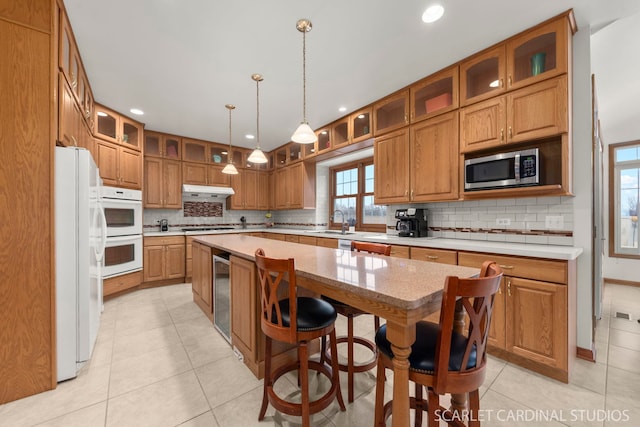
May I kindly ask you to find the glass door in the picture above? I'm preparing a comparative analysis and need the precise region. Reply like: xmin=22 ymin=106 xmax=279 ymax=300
xmin=213 ymin=254 xmax=231 ymax=343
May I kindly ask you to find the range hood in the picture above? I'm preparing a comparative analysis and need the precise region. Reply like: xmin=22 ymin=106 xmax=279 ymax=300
xmin=182 ymin=184 xmax=235 ymax=198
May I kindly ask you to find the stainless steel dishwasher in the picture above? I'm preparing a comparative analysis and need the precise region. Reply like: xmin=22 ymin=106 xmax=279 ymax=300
xmin=213 ymin=253 xmax=231 ymax=343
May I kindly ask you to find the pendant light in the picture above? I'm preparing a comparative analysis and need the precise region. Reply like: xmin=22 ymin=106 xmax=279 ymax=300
xmin=291 ymin=19 xmax=317 ymax=144
xmin=247 ymin=74 xmax=268 ymax=164
xmin=221 ymin=104 xmax=239 ymax=175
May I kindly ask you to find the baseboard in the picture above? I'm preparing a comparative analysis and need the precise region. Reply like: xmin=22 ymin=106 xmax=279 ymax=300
xmin=603 ymin=277 xmax=640 ymax=288
xmin=576 ymin=345 xmax=596 ymax=363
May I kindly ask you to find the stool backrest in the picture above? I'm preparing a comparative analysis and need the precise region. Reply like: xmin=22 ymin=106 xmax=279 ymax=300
xmin=254 ymin=248 xmax=298 ymax=343
xmin=434 ymin=260 xmax=503 ymax=393
xmin=351 ymin=241 xmax=392 ymax=256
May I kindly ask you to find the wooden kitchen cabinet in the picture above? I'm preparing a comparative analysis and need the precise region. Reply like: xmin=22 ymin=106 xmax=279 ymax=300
xmin=144 ymin=131 xmax=181 ymax=159
xmin=373 ymin=89 xmax=409 ymax=136
xmin=182 ymin=162 xmax=231 ymax=187
xmin=460 ymin=75 xmax=567 ymax=153
xmin=410 ymin=66 xmax=458 ymax=122
xmin=457 ymin=251 xmax=572 ymax=382
xmin=316 ymin=126 xmax=332 ymax=154
xmin=96 ymin=139 xmax=142 ymax=189
xmin=351 ymin=107 xmax=373 ymax=143
xmin=274 ymin=162 xmax=315 ymax=210
xmin=410 ymin=247 xmax=457 ymax=265
xmin=460 ymin=45 xmax=506 ymax=106
xmin=230 ymin=255 xmax=258 ymax=363
xmin=409 ymin=111 xmax=459 ymax=202
xmin=143 ymin=236 xmax=185 ymax=283
xmin=192 ymin=241 xmax=213 ymax=320
xmin=58 ymin=73 xmax=82 ymax=148
xmin=316 ymin=237 xmax=338 ymax=249
xmin=94 ymin=104 xmax=143 ymax=151
xmin=228 ymin=169 xmax=258 ymax=210
xmin=374 ymin=128 xmax=410 ymax=204
xmin=389 ymin=245 xmax=410 ymax=259
xmin=144 ymin=157 xmax=181 ymax=209
xmin=374 ymin=111 xmax=459 ymax=204
xmin=332 ymin=116 xmax=350 ymax=148
xmin=506 ymin=13 xmax=574 ymax=91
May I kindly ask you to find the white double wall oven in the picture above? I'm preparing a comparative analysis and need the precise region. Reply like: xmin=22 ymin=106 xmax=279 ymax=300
xmin=100 ymin=186 xmax=143 ymax=278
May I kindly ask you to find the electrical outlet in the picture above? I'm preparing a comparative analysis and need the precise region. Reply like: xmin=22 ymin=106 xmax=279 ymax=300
xmin=545 ymin=215 xmax=564 ymax=229
xmin=496 ymin=218 xmax=511 ymax=226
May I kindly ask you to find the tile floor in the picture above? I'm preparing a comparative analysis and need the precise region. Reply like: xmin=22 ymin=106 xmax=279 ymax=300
xmin=1 ymin=282 xmax=639 ymax=426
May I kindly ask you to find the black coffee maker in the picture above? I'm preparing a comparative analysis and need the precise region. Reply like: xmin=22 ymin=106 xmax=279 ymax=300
xmin=395 ymin=208 xmax=428 ymax=237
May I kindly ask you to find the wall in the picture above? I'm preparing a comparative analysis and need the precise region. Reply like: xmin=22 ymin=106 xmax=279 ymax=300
xmin=592 ymin=13 xmax=640 ymax=283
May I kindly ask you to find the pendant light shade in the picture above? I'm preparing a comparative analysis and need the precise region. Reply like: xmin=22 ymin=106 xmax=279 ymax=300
xmin=248 ymin=74 xmax=268 ymax=164
xmin=222 ymin=104 xmax=239 ymax=175
xmin=291 ymin=19 xmax=317 ymax=144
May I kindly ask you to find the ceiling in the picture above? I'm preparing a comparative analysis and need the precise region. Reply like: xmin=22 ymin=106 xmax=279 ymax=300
xmin=64 ymin=0 xmax=640 ymax=152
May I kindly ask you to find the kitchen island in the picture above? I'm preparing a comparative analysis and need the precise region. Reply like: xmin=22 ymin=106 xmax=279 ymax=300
xmin=192 ymin=234 xmax=479 ymax=427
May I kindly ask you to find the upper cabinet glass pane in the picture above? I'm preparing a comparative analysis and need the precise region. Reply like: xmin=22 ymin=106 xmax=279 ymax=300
xmin=333 ymin=120 xmax=349 ymax=146
xmin=412 ymin=72 xmax=456 ymax=121
xmin=465 ymin=57 xmax=500 ymax=100
xmin=317 ymin=128 xmax=331 ymax=152
xmin=289 ymin=144 xmax=302 ymax=162
xmin=210 ymin=145 xmax=228 ymax=164
xmin=165 ymin=137 xmax=181 ymax=159
xmin=183 ymin=140 xmax=207 ymax=162
xmin=96 ymin=110 xmax=117 ymax=139
xmin=144 ymin=134 xmax=161 ymax=156
xmin=374 ymin=90 xmax=409 ymax=135
xmin=351 ymin=110 xmax=371 ymax=142
xmin=122 ymin=122 xmax=140 ymax=148
xmin=512 ymin=32 xmax=556 ymax=84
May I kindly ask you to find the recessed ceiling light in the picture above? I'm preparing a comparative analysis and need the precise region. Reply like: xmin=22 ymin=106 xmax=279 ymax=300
xmin=245 ymin=134 xmax=255 ymax=139
xmin=422 ymin=5 xmax=444 ymax=23
xmin=338 ymin=106 xmax=347 ymax=112
xmin=130 ymin=108 xmax=144 ymax=115
xmin=97 ymin=111 xmax=108 ymax=117
xmin=489 ymin=79 xmax=500 ymax=88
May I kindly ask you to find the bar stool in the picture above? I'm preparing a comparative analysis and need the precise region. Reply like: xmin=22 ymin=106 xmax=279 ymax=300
xmin=254 ymin=248 xmax=345 ymax=427
xmin=374 ymin=260 xmax=503 ymax=427
xmin=320 ymin=241 xmax=392 ymax=403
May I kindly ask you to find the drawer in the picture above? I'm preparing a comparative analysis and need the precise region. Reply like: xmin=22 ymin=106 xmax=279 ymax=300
xmin=316 ymin=237 xmax=338 ymax=248
xmin=285 ymin=235 xmax=300 ymax=243
xmin=144 ymin=236 xmax=185 ymax=246
xmin=458 ymin=251 xmax=567 ymax=284
xmin=265 ymin=233 xmax=286 ymax=241
xmin=390 ymin=245 xmax=410 ymax=259
xmin=411 ymin=247 xmax=457 ymax=265
xmin=298 ymin=235 xmax=317 ymax=246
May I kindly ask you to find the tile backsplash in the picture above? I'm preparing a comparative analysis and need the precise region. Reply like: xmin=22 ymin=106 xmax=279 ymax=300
xmin=144 ymin=168 xmax=574 ymax=246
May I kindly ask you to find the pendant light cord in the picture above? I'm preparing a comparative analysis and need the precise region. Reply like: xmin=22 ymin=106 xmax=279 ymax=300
xmin=302 ymin=28 xmax=307 ymax=123
xmin=228 ymin=107 xmax=233 ymax=164
xmin=256 ymin=78 xmax=261 ymax=149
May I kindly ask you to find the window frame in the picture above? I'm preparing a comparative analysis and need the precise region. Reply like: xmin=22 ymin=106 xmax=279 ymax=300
xmin=329 ymin=158 xmax=386 ymax=233
xmin=608 ymin=140 xmax=640 ymax=259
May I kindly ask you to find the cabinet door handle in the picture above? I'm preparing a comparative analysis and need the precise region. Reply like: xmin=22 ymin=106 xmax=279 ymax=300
xmin=71 ymin=135 xmax=78 ymax=147
xmin=426 ymin=255 xmax=438 ymax=260
xmin=404 ymin=114 xmax=408 ymax=123
xmin=497 ymin=284 xmax=502 ymax=295
xmin=499 ymin=264 xmax=514 ymax=270
xmin=410 ymin=112 xmax=414 ymax=120
xmin=508 ymin=75 xmax=512 ymax=87
xmin=500 ymin=78 xmax=504 ymax=88
xmin=410 ymin=189 xmax=414 ymax=199
xmin=500 ymin=129 xmax=504 ymax=141
xmin=404 ymin=189 xmax=408 ymax=197
xmin=507 ymin=279 xmax=512 ymax=296
xmin=508 ymin=127 xmax=513 ymax=138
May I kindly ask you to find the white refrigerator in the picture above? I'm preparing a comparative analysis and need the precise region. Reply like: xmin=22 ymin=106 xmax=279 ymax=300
xmin=55 ymin=147 xmax=106 ymax=381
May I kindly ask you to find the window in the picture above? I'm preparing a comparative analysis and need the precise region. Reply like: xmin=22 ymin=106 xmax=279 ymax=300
xmin=609 ymin=141 xmax=640 ymax=258
xmin=330 ymin=160 xmax=387 ymax=232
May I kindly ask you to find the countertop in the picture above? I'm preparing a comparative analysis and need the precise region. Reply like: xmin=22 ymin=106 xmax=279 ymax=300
xmin=144 ymin=228 xmax=583 ymax=261
xmin=193 ymin=234 xmax=479 ymax=311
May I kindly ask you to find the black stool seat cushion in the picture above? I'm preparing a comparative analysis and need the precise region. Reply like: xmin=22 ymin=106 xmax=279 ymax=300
xmin=375 ymin=321 xmax=477 ymax=373
xmin=275 ymin=297 xmax=337 ymax=331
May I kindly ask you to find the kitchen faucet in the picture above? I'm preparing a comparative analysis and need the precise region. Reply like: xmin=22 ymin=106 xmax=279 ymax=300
xmin=333 ymin=209 xmax=347 ymax=234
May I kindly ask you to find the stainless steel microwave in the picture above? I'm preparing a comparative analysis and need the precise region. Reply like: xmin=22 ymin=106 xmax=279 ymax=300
xmin=464 ymin=148 xmax=540 ymax=191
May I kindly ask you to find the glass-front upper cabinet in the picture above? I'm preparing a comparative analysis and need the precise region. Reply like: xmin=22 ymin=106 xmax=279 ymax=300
xmin=460 ymin=46 xmax=506 ymax=106
xmin=316 ymin=127 xmax=331 ymax=154
xmin=351 ymin=107 xmax=372 ymax=143
xmin=210 ymin=144 xmax=228 ymax=165
xmin=288 ymin=143 xmax=302 ymax=163
xmin=275 ymin=146 xmax=287 ymax=167
xmin=302 ymin=141 xmax=317 ymax=159
xmin=410 ymin=66 xmax=458 ymax=122
xmin=145 ymin=132 xmax=181 ymax=159
xmin=95 ymin=107 xmax=118 ymax=141
xmin=95 ymin=104 xmax=142 ymax=150
xmin=182 ymin=138 xmax=208 ymax=163
xmin=332 ymin=117 xmax=350 ymax=148
xmin=506 ymin=13 xmax=574 ymax=90
xmin=373 ymin=89 xmax=409 ymax=136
